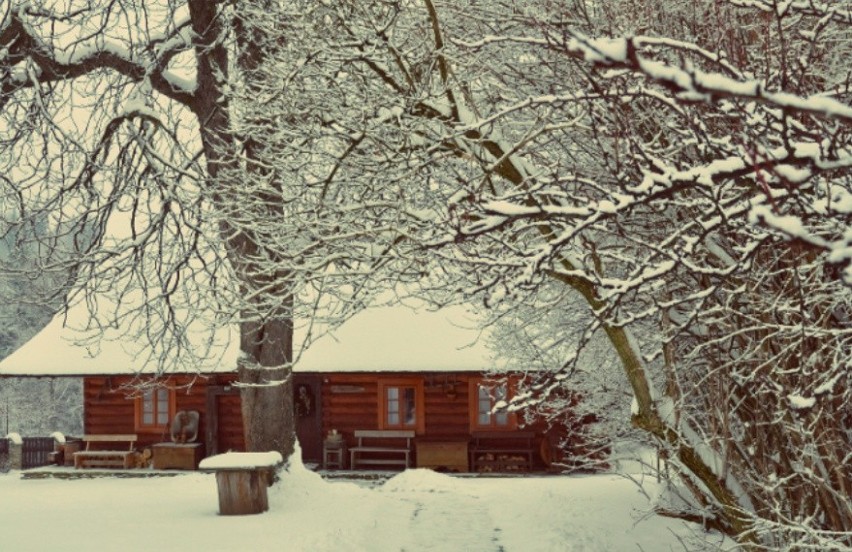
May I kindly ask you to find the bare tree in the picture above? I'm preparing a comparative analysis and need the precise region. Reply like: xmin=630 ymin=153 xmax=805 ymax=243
xmin=0 ymin=0 xmax=384 ymax=458
xmin=485 ymin=287 xmax=631 ymax=472
xmin=242 ymin=0 xmax=851 ymax=547
xmin=3 ymin=1 xmax=850 ymax=546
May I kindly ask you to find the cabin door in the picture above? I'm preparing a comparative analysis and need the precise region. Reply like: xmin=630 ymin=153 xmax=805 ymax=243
xmin=294 ymin=374 xmax=323 ymax=464
xmin=205 ymin=384 xmax=244 ymax=456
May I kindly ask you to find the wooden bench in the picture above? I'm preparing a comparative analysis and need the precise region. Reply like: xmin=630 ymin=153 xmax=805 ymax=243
xmin=73 ymin=434 xmax=138 ymax=469
xmin=469 ymin=431 xmax=535 ymax=472
xmin=349 ymin=430 xmax=414 ymax=470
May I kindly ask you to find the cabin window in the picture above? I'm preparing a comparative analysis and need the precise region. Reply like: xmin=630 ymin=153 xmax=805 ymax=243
xmin=378 ymin=379 xmax=425 ymax=433
xmin=470 ymin=379 xmax=517 ymax=430
xmin=134 ymin=386 xmax=176 ymax=432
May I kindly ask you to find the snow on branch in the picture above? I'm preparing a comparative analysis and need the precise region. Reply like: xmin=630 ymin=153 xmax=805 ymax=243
xmin=565 ymin=32 xmax=852 ymax=124
xmin=728 ymin=0 xmax=852 ymax=23
xmin=0 ymin=8 xmax=196 ymax=105
xmin=457 ymin=30 xmax=852 ymax=124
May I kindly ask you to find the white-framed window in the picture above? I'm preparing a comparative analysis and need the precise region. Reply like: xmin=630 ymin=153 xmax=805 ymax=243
xmin=135 ymin=385 xmax=175 ymax=432
xmin=470 ymin=379 xmax=516 ymax=430
xmin=378 ymin=379 xmax=425 ymax=433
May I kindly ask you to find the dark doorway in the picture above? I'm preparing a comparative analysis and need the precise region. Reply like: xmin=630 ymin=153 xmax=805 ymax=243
xmin=294 ymin=374 xmax=323 ymax=464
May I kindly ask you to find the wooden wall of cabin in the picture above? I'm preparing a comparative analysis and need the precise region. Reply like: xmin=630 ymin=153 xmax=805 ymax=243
xmin=83 ymin=374 xmax=243 ymax=452
xmin=317 ymin=372 xmax=576 ymax=470
xmin=319 ymin=374 xmax=379 ymax=440
xmin=320 ymin=373 xmax=478 ymax=440
xmin=83 ymin=372 xmax=584 ymax=469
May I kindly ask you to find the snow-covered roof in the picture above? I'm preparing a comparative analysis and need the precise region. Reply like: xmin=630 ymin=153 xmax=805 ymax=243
xmin=0 ymin=304 xmax=493 ymax=376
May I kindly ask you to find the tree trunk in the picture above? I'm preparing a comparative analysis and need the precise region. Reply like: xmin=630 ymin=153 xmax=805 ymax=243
xmin=238 ymin=316 xmax=294 ymax=459
xmin=547 ymin=258 xmax=756 ymax=544
xmin=188 ymin=0 xmax=296 ymax=459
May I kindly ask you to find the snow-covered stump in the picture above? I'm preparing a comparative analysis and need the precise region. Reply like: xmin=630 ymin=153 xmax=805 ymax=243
xmin=50 ymin=432 xmax=66 ymax=465
xmin=199 ymin=452 xmax=282 ymax=515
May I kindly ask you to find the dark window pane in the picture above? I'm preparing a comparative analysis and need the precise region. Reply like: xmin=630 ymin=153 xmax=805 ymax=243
xmin=387 ymin=387 xmax=399 ymax=425
xmin=142 ymin=390 xmax=154 ymax=425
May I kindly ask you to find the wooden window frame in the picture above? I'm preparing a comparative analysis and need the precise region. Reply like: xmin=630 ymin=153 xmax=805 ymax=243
xmin=377 ymin=378 xmax=425 ymax=434
xmin=134 ymin=383 xmax=177 ymax=434
xmin=469 ymin=377 xmax=518 ymax=431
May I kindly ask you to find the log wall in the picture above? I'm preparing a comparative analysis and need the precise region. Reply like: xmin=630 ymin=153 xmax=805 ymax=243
xmin=83 ymin=371 xmax=577 ymax=470
xmin=83 ymin=375 xmax=241 ymax=449
xmin=319 ymin=373 xmax=551 ymax=446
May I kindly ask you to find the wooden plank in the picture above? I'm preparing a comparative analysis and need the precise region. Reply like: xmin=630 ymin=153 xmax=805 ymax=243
xmin=350 ymin=446 xmax=409 ymax=453
xmin=322 ymin=374 xmax=383 ymax=384
xmin=473 ymin=430 xmax=535 ymax=440
xmin=352 ymin=458 xmax=408 ymax=465
xmin=354 ymin=430 xmax=414 ymax=439
xmin=74 ymin=451 xmax=134 ymax=457
xmin=74 ymin=450 xmax=135 ymax=469
xmin=81 ymin=434 xmax=138 ymax=442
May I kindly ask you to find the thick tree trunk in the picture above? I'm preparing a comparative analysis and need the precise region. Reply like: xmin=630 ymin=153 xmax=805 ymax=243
xmin=238 ymin=317 xmax=295 ymax=459
xmin=188 ymin=0 xmax=296 ymax=459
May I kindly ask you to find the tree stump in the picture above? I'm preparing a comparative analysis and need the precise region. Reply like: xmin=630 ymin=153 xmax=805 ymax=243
xmin=199 ymin=451 xmax=282 ymax=516
xmin=215 ymin=469 xmax=270 ymax=515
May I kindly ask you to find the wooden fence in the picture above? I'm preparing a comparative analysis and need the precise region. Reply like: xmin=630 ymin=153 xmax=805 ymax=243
xmin=21 ymin=437 xmax=56 ymax=469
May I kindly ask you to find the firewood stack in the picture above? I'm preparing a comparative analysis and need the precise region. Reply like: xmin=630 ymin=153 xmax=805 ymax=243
xmin=133 ymin=448 xmax=153 ymax=468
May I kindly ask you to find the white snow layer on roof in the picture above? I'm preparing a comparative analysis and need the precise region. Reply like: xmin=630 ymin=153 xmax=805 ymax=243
xmin=0 ymin=304 xmax=493 ymax=376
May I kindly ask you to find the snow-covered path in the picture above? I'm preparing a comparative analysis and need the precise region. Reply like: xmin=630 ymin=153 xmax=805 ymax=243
xmin=376 ymin=473 xmax=503 ymax=552
xmin=0 ymin=467 xmax=719 ymax=552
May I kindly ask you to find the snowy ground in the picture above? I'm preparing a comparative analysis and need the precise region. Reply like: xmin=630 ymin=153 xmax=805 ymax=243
xmin=0 ymin=462 xmax=727 ymax=552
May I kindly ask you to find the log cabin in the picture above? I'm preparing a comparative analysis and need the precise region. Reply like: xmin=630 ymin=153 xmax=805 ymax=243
xmin=0 ymin=305 xmax=586 ymax=472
